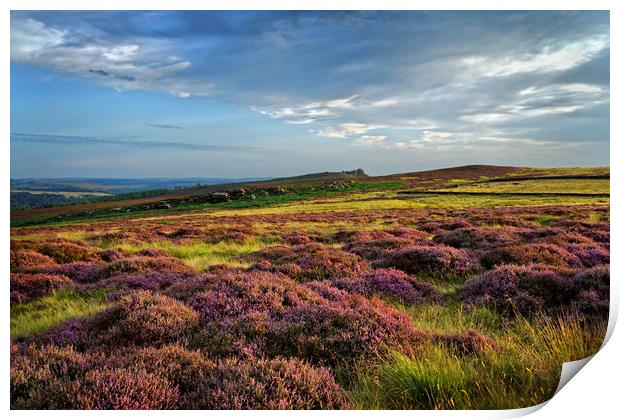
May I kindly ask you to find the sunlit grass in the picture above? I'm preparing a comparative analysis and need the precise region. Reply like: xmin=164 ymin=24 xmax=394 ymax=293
xmin=350 ymin=309 xmax=607 ymax=409
xmin=109 ymin=238 xmax=277 ymax=271
xmin=10 ymin=289 xmax=108 ymax=338
xmin=437 ymin=179 xmax=609 ymax=194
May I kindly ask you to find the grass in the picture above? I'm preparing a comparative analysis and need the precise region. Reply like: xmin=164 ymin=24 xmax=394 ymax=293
xmin=349 ymin=308 xmax=606 ymax=409
xmin=10 ymin=289 xmax=108 ymax=339
xmin=108 ymin=238 xmax=276 ymax=271
xmin=437 ymin=179 xmax=610 ymax=194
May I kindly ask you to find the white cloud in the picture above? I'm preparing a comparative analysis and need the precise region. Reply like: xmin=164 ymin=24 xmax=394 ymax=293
xmin=463 ymin=36 xmax=608 ymax=77
xmin=353 ymin=135 xmax=388 ymax=146
xmin=10 ymin=17 xmax=208 ymax=98
xmin=316 ymin=122 xmax=386 ymax=139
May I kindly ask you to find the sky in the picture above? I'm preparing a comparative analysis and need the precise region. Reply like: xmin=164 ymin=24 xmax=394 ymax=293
xmin=10 ymin=10 xmax=610 ymax=178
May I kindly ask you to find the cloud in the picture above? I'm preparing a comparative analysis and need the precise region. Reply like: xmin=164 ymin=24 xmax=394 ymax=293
xmin=353 ymin=135 xmax=388 ymax=146
xmin=10 ymin=11 xmax=610 ymax=165
xmin=10 ymin=16 xmax=208 ymax=98
xmin=146 ymin=123 xmax=184 ymax=129
xmin=315 ymin=122 xmax=386 ymax=139
xmin=464 ymin=36 xmax=609 ymax=77
xmin=11 ymin=133 xmax=253 ymax=152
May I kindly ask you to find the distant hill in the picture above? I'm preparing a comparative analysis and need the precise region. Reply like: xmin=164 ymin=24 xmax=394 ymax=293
xmin=270 ymin=169 xmax=368 ymax=182
xmin=11 ymin=177 xmax=271 ymax=195
xmin=11 ymin=165 xmax=608 ymax=222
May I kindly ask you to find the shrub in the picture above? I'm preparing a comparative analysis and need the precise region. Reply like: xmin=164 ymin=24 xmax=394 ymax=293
xmin=98 ymin=272 xmax=188 ymax=298
xmin=187 ymin=270 xmax=325 ymax=323
xmin=46 ymin=291 xmax=199 ymax=349
xmin=481 ymin=244 xmax=582 ymax=269
xmin=88 ymin=291 xmax=200 ymax=347
xmin=460 ymin=265 xmax=574 ymax=316
xmin=94 ymin=256 xmax=196 ymax=281
xmin=264 ymin=295 xmax=427 ymax=367
xmin=189 ymin=357 xmax=350 ymax=409
xmin=11 ymin=345 xmax=91 ymax=409
xmin=564 ymin=244 xmax=609 ymax=268
xmin=98 ymin=248 xmax=129 ymax=262
xmin=75 ymin=368 xmax=179 ymax=409
xmin=374 ymin=245 xmax=477 ymax=277
xmin=330 ymin=269 xmax=442 ymax=305
xmin=433 ymin=227 xmax=519 ymax=250
xmin=573 ymin=265 xmax=610 ymax=316
xmin=37 ymin=241 xmax=98 ymax=264
xmin=10 ymin=273 xmax=72 ymax=303
xmin=43 ymin=262 xmax=103 ymax=284
xmin=11 ymin=250 xmax=57 ymax=271
xmin=250 ymin=243 xmax=371 ymax=282
xmin=433 ymin=331 xmax=500 ymax=356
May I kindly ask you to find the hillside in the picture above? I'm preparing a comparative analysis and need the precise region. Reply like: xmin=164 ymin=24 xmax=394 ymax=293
xmin=10 ymin=165 xmax=609 ymax=225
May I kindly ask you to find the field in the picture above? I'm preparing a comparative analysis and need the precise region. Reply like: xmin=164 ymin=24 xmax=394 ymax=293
xmin=10 ymin=165 xmax=610 ymax=409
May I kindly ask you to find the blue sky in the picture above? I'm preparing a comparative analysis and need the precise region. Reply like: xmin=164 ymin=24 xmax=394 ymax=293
xmin=10 ymin=11 xmax=610 ymax=178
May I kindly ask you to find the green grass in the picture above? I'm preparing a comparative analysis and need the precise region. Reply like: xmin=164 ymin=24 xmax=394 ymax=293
xmin=11 ymin=181 xmax=404 ymax=228
xmin=437 ymin=178 xmax=609 ymax=194
xmin=349 ymin=305 xmax=607 ymax=409
xmin=10 ymin=289 xmax=108 ymax=339
xmin=108 ymin=238 xmax=276 ymax=271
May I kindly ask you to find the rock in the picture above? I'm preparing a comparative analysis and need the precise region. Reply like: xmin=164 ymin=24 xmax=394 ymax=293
xmin=209 ymin=192 xmax=231 ymax=203
xmin=152 ymin=201 xmax=172 ymax=209
xmin=230 ymin=189 xmax=246 ymax=199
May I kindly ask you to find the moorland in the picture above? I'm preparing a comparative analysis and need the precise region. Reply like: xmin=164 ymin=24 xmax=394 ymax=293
xmin=10 ymin=164 xmax=610 ymax=409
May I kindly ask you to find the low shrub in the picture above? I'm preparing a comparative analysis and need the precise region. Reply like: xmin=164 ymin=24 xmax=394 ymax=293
xmin=11 ymin=250 xmax=57 ymax=271
xmin=330 ymin=269 xmax=442 ymax=305
xmin=572 ymin=265 xmax=609 ymax=316
xmin=374 ymin=245 xmax=477 ymax=277
xmin=11 ymin=273 xmax=72 ymax=303
xmin=37 ymin=241 xmax=98 ymax=264
xmin=75 ymin=368 xmax=180 ymax=409
xmin=263 ymin=295 xmax=427 ymax=367
xmin=189 ymin=357 xmax=350 ymax=409
xmin=481 ymin=244 xmax=582 ymax=269
xmin=460 ymin=265 xmax=574 ymax=316
xmin=433 ymin=331 xmax=500 ymax=356
xmin=250 ymin=243 xmax=371 ymax=282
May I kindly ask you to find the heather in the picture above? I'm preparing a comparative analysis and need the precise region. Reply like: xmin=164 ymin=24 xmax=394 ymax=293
xmin=10 ymin=176 xmax=610 ymax=410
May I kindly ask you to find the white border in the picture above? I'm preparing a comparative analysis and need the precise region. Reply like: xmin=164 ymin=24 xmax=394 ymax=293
xmin=2 ymin=1 xmax=617 ymax=419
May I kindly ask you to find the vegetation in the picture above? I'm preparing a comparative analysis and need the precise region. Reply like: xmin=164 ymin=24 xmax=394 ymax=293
xmin=10 ymin=166 xmax=609 ymax=409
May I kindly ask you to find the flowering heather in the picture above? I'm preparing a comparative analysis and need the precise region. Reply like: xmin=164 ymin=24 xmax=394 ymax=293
xmin=46 ymin=291 xmax=199 ymax=349
xmin=98 ymin=272 xmax=189 ymax=299
xmin=304 ymin=280 xmax=352 ymax=302
xmin=75 ymin=368 xmax=180 ymax=409
xmin=434 ymin=331 xmax=500 ymax=356
xmin=139 ymin=248 xmax=171 ymax=257
xmin=572 ymin=265 xmax=610 ymax=316
xmin=374 ymin=245 xmax=477 ymax=277
xmin=433 ymin=227 xmax=520 ymax=250
xmin=481 ymin=243 xmax=583 ymax=269
xmin=98 ymin=248 xmax=130 ymax=262
xmin=564 ymin=243 xmax=609 ymax=268
xmin=11 ymin=345 xmax=92 ymax=409
xmin=37 ymin=241 xmax=99 ymax=264
xmin=94 ymin=256 xmax=196 ymax=281
xmin=10 ymin=273 xmax=72 ymax=303
xmin=263 ymin=295 xmax=427 ymax=367
xmin=42 ymin=262 xmax=104 ymax=284
xmin=115 ymin=345 xmax=214 ymax=397
xmin=10 ymin=250 xmax=57 ymax=272
xmin=330 ymin=269 xmax=442 ymax=305
xmin=460 ymin=265 xmax=575 ymax=316
xmin=250 ymin=243 xmax=371 ymax=282
xmin=188 ymin=357 xmax=350 ymax=409
xmin=187 ymin=270 xmax=325 ymax=323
